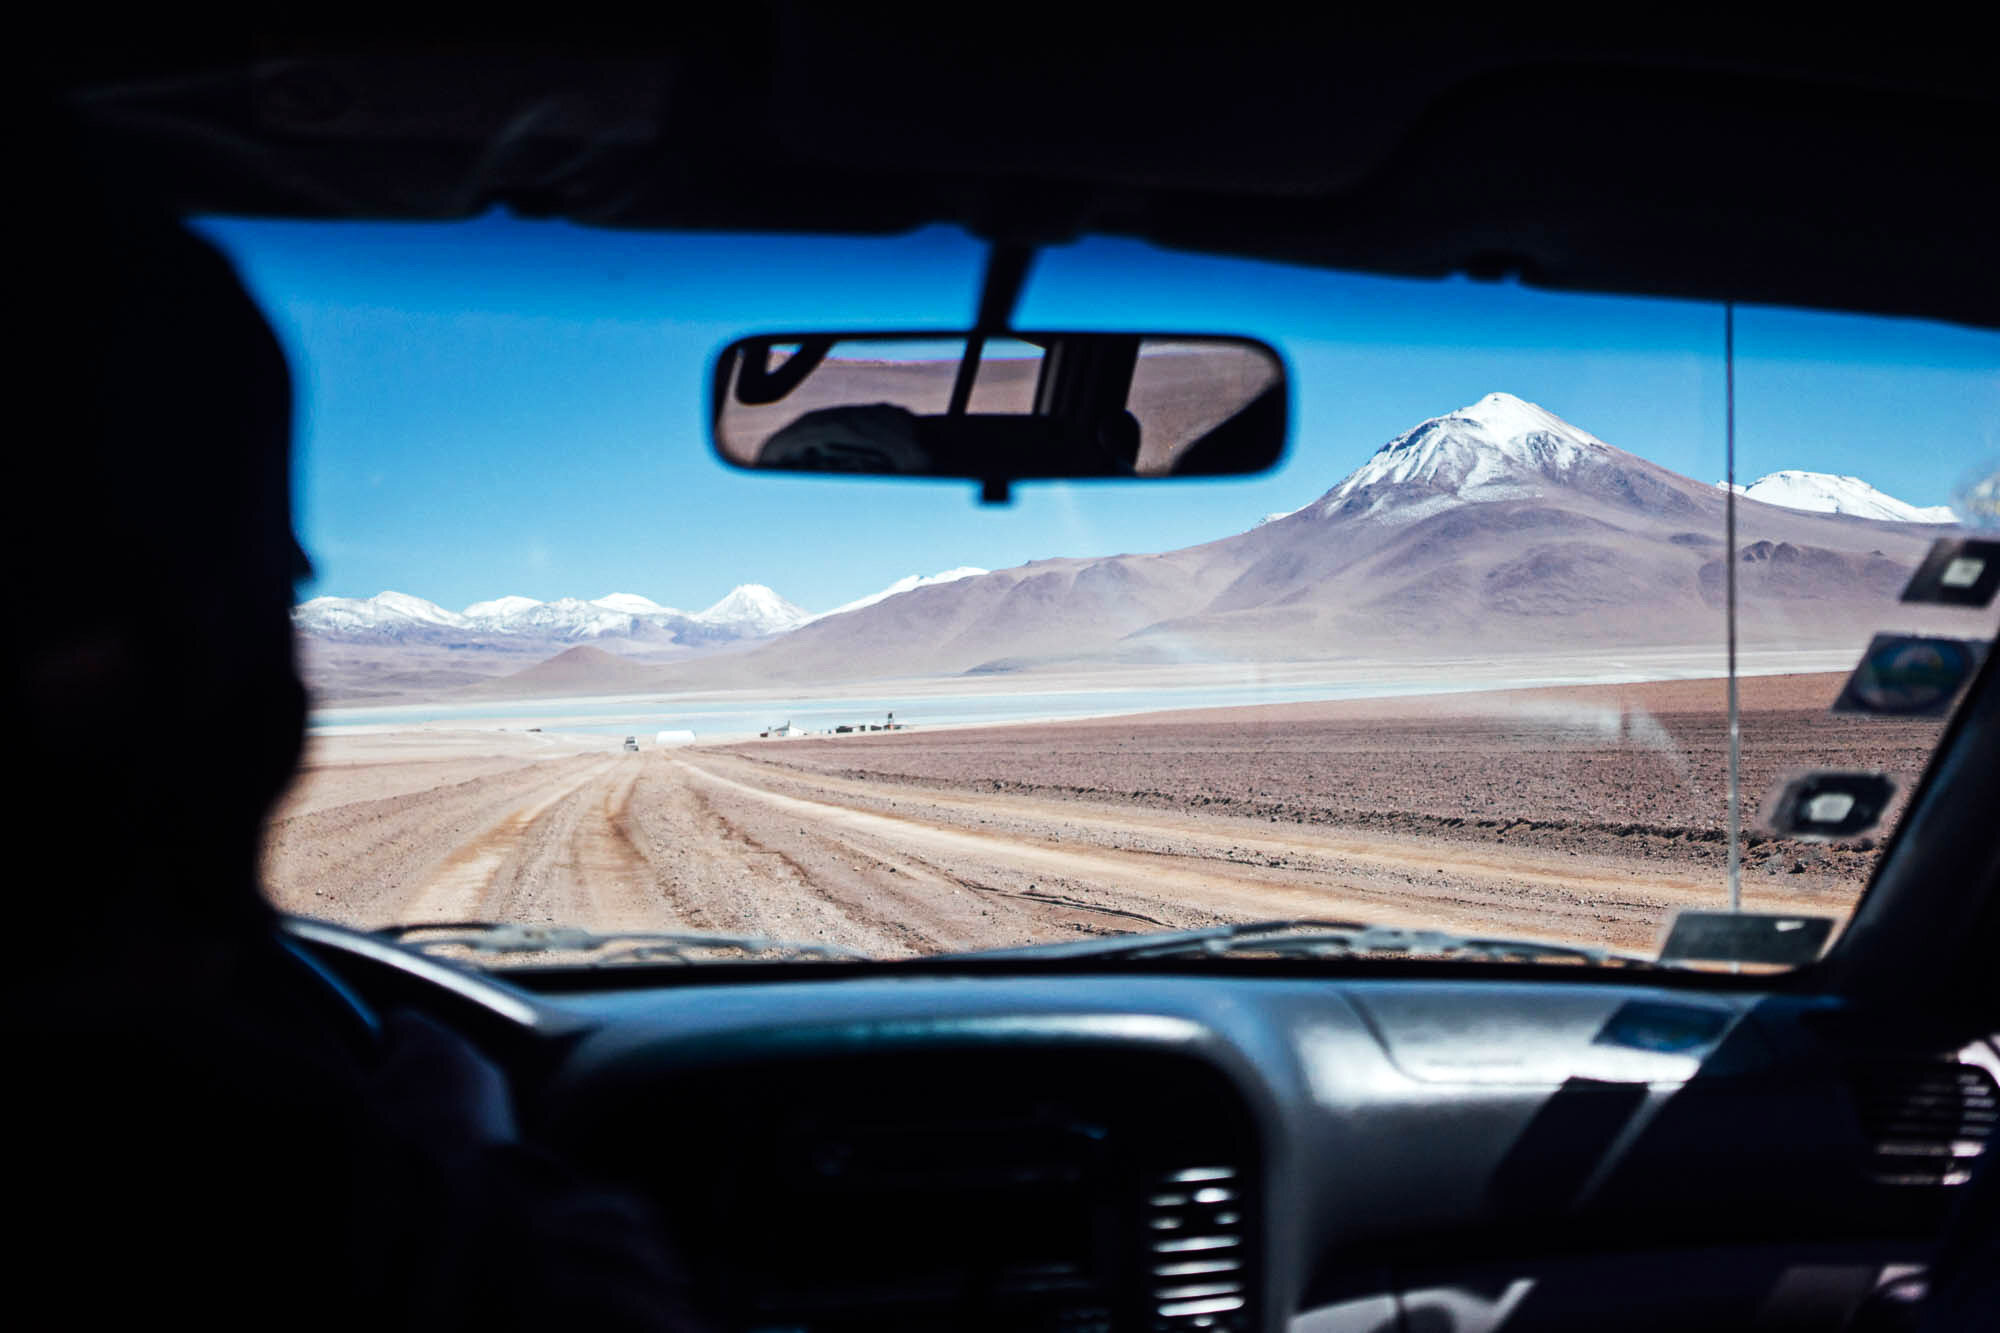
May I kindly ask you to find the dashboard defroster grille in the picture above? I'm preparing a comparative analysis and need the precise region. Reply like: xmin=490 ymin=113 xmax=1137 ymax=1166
xmin=1146 ymin=1164 xmax=1250 ymax=1330
xmin=1854 ymin=1061 xmax=1999 ymax=1187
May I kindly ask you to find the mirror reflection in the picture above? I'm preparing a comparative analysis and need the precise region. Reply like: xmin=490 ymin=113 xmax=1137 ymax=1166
xmin=711 ymin=332 xmax=1286 ymax=481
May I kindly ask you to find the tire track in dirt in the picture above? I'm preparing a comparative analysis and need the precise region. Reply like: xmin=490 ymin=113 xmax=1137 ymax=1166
xmin=262 ymin=753 xmax=616 ymax=926
xmin=396 ymin=758 xmax=621 ymax=925
xmin=677 ymin=756 xmax=1421 ymax=939
xmin=651 ymin=760 xmax=1170 ymax=954
xmin=678 ymin=750 xmax=1849 ymax=953
xmin=475 ymin=759 xmax=673 ymax=930
xmin=608 ymin=759 xmax=934 ymax=952
xmin=961 ymin=882 xmax=1175 ymax=928
xmin=270 ymin=732 xmax=1855 ymax=961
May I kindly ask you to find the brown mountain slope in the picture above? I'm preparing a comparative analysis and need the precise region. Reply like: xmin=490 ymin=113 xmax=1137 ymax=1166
xmin=479 ymin=394 xmax=1972 ymax=694
xmin=460 ymin=645 xmax=663 ymax=696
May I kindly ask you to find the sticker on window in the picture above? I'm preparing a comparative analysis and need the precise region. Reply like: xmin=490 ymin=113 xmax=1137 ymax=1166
xmin=1760 ymin=771 xmax=1896 ymax=840
xmin=1831 ymin=634 xmax=1986 ymax=718
xmin=1657 ymin=911 xmax=1837 ymax=967
xmin=1899 ymin=537 xmax=2000 ymax=608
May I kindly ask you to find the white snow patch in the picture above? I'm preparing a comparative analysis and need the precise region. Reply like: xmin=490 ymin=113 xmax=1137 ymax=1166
xmin=1327 ymin=392 xmax=1610 ymax=505
xmin=809 ymin=567 xmax=990 ymax=622
xmin=496 ymin=597 xmax=636 ymax=638
xmin=302 ymin=583 xmax=813 ymax=643
xmin=368 ymin=591 xmax=469 ymax=627
xmin=1717 ymin=471 xmax=1957 ymax=524
xmin=1362 ymin=493 xmax=1460 ymax=526
xmin=462 ymin=595 xmax=543 ymax=620
xmin=591 ymin=592 xmax=679 ymax=616
xmin=295 ymin=591 xmax=467 ymax=632
xmin=697 ymin=583 xmax=812 ymax=634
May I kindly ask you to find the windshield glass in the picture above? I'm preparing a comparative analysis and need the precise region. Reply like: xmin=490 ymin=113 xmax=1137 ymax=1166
xmin=202 ymin=214 xmax=2000 ymax=970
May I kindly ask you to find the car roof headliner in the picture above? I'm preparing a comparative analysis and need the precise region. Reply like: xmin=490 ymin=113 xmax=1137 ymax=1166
xmin=50 ymin=15 xmax=2000 ymax=329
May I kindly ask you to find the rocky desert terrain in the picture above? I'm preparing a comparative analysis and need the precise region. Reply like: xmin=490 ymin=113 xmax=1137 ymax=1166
xmin=262 ymin=672 xmax=1944 ymax=962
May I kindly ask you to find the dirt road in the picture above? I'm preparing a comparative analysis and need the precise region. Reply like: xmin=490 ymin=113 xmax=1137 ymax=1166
xmin=263 ymin=701 xmax=1885 ymax=958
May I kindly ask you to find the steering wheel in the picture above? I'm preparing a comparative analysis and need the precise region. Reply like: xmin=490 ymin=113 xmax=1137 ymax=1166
xmin=274 ymin=931 xmax=386 ymax=1063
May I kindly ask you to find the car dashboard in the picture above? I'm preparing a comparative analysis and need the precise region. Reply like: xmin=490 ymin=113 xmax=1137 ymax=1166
xmin=297 ymin=925 xmax=1998 ymax=1333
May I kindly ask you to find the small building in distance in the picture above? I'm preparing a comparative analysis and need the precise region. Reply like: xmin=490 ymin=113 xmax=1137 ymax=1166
xmin=655 ymin=729 xmax=697 ymax=746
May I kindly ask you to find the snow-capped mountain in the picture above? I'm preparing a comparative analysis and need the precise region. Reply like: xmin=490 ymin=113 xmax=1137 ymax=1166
xmin=295 ymin=591 xmax=469 ymax=634
xmin=301 ymin=392 xmax=1974 ymax=701
xmin=369 ymin=591 xmax=467 ymax=626
xmin=810 ymin=567 xmax=989 ymax=622
xmin=711 ymin=392 xmax=1952 ymax=683
xmin=1717 ymin=470 xmax=1957 ymax=524
xmin=694 ymin=584 xmax=811 ymax=635
xmin=296 ymin=582 xmax=809 ymax=648
xmin=1306 ymin=391 xmax=1700 ymax=525
xmin=590 ymin=592 xmax=680 ymax=617
xmin=461 ymin=595 xmax=541 ymax=620
xmin=1329 ymin=393 xmax=1606 ymax=499
xmin=475 ymin=597 xmax=638 ymax=639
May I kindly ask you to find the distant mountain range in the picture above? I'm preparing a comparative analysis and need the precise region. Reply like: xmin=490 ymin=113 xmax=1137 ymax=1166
xmin=294 ymin=568 xmax=995 ymax=700
xmin=296 ymin=583 xmax=811 ymax=646
xmin=298 ymin=392 xmax=1970 ymax=699
xmin=630 ymin=393 xmax=1963 ymax=686
xmin=297 ymin=569 xmax=999 ymax=653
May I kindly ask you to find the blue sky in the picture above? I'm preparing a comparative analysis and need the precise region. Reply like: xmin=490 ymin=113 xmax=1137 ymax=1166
xmin=196 ymin=213 xmax=2000 ymax=615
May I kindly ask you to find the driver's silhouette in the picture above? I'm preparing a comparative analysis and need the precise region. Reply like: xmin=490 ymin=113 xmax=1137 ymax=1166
xmin=7 ymin=117 xmax=704 ymax=1331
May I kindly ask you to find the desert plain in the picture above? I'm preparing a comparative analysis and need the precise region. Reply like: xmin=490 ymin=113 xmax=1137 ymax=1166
xmin=260 ymin=669 xmax=1943 ymax=961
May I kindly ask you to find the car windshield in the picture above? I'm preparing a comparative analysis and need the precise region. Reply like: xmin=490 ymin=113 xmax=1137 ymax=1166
xmin=202 ymin=214 xmax=2000 ymax=971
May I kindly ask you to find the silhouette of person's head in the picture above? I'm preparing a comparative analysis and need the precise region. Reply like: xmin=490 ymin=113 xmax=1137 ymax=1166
xmin=15 ymin=126 xmax=309 ymax=936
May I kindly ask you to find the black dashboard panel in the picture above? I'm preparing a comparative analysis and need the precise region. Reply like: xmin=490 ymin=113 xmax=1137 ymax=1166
xmin=292 ymin=928 xmax=1996 ymax=1331
xmin=546 ymin=1045 xmax=1260 ymax=1331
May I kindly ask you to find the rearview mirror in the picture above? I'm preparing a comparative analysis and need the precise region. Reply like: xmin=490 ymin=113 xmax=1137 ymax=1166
xmin=709 ymin=331 xmax=1286 ymax=488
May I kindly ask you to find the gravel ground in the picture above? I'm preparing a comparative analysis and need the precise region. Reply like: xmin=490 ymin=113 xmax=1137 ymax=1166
xmin=260 ymin=674 xmax=1949 ymax=961
xmin=731 ymin=672 xmax=1943 ymax=891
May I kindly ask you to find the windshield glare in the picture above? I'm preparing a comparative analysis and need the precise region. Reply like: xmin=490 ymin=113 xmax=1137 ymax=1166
xmin=206 ymin=215 xmax=2000 ymax=972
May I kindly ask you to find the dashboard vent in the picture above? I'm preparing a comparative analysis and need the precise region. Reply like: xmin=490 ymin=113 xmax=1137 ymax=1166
xmin=1146 ymin=1164 xmax=1251 ymax=1330
xmin=1853 ymin=1061 xmax=1998 ymax=1187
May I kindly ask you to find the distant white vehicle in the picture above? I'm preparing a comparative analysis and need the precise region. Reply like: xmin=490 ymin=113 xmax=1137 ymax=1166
xmin=655 ymin=729 xmax=696 ymax=746
xmin=622 ymin=735 xmax=639 ymax=752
